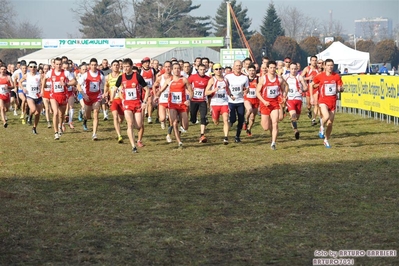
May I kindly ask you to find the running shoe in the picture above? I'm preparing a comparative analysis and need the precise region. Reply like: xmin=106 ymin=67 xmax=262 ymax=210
xmin=295 ymin=131 xmax=300 ymax=140
xmin=69 ymin=122 xmax=75 ymax=129
xmin=118 ymin=135 xmax=123 ymax=143
xmin=199 ymin=135 xmax=207 ymax=143
xmin=103 ymin=115 xmax=108 ymax=121
xmin=166 ymin=134 xmax=172 ymax=143
xmin=78 ymin=110 xmax=83 ymax=121
xmin=83 ymin=123 xmax=88 ymax=131
xmin=155 ymin=118 xmax=159 ymax=124
xmin=3 ymin=122 xmax=8 ymax=128
xmin=178 ymin=142 xmax=183 ymax=149
xmin=324 ymin=139 xmax=331 ymax=148
xmin=307 ymin=111 xmax=312 ymax=119
xmin=22 ymin=119 xmax=26 ymax=125
xmin=311 ymin=119 xmax=317 ymax=126
xmin=47 ymin=122 xmax=51 ymax=128
xmin=58 ymin=126 xmax=63 ymax=136
xmin=132 ymin=146 xmax=138 ymax=153
xmin=27 ymin=119 xmax=32 ymax=126
xmin=161 ymin=122 xmax=165 ymax=130
xmin=137 ymin=140 xmax=144 ymax=147
xmin=271 ymin=143 xmax=276 ymax=150
xmin=32 ymin=127 xmax=37 ymax=135
xmin=318 ymin=132 xmax=325 ymax=139
xmin=148 ymin=117 xmax=152 ymax=124
xmin=246 ymin=129 xmax=252 ymax=137
xmin=13 ymin=110 xmax=18 ymax=116
xmin=223 ymin=138 xmax=229 ymax=145
xmin=234 ymin=137 xmax=241 ymax=143
xmin=20 ymin=114 xmax=24 ymax=120
xmin=242 ymin=122 xmax=247 ymax=130
xmin=180 ymin=126 xmax=187 ymax=133
xmin=54 ymin=133 xmax=59 ymax=140
xmin=92 ymin=134 xmax=98 ymax=141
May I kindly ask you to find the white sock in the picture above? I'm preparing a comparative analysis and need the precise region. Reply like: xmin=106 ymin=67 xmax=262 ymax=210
xmin=103 ymin=109 xmax=107 ymax=116
xmin=69 ymin=109 xmax=74 ymax=123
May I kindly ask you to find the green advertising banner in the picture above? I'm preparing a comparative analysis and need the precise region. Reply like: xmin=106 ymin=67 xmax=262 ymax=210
xmin=0 ymin=39 xmax=42 ymax=49
xmin=125 ymin=37 xmax=224 ymax=48
xmin=220 ymin=49 xmax=249 ymax=67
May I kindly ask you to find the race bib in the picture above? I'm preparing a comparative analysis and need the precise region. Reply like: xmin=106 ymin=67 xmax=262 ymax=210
xmin=248 ymin=88 xmax=256 ymax=97
xmin=217 ymin=91 xmax=226 ymax=99
xmin=89 ymin=82 xmax=100 ymax=93
xmin=193 ymin=88 xmax=204 ymax=99
xmin=145 ymin=78 xmax=153 ymax=88
xmin=53 ymin=82 xmax=64 ymax=93
xmin=325 ymin=83 xmax=337 ymax=96
xmin=45 ymin=81 xmax=51 ymax=91
xmin=171 ymin=92 xmax=182 ymax=104
xmin=267 ymin=85 xmax=279 ymax=98
xmin=125 ymin=88 xmax=137 ymax=100
xmin=0 ymin=85 xmax=7 ymax=95
xmin=231 ymin=86 xmax=241 ymax=93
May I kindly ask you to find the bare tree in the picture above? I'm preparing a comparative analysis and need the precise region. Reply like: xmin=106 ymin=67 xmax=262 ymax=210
xmin=14 ymin=21 xmax=42 ymax=39
xmin=277 ymin=5 xmax=305 ymax=40
xmin=0 ymin=0 xmax=15 ymax=39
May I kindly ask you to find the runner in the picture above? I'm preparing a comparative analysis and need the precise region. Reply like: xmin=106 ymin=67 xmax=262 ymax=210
xmin=115 ymin=58 xmax=149 ymax=153
xmin=283 ymin=62 xmax=308 ymax=140
xmin=43 ymin=57 xmax=76 ymax=140
xmin=188 ymin=64 xmax=211 ymax=143
xmin=205 ymin=63 xmax=231 ymax=144
xmin=243 ymin=64 xmax=259 ymax=136
xmin=105 ymin=60 xmax=124 ymax=143
xmin=20 ymin=61 xmax=43 ymax=134
xmin=157 ymin=63 xmax=193 ymax=149
xmin=100 ymin=59 xmax=111 ymax=120
xmin=224 ymin=60 xmax=249 ymax=143
xmin=311 ymin=58 xmax=344 ymax=148
xmin=41 ymin=64 xmax=52 ymax=128
xmin=256 ymin=60 xmax=287 ymax=150
xmin=14 ymin=62 xmax=28 ymax=124
xmin=0 ymin=65 xmax=13 ymax=128
xmin=62 ymin=61 xmax=77 ymax=130
xmin=76 ymin=58 xmax=105 ymax=140
xmin=153 ymin=61 xmax=172 ymax=136
xmin=76 ymin=64 xmax=87 ymax=123
xmin=301 ymin=55 xmax=320 ymax=126
xmin=140 ymin=57 xmax=156 ymax=125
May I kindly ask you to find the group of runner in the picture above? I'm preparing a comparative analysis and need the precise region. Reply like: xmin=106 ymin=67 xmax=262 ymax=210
xmin=0 ymin=54 xmax=343 ymax=152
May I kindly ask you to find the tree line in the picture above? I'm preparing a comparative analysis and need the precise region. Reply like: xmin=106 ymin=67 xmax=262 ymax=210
xmin=1 ymin=0 xmax=398 ymax=68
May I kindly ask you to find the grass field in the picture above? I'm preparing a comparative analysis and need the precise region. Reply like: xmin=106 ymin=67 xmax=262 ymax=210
xmin=1 ymin=107 xmax=398 ymax=265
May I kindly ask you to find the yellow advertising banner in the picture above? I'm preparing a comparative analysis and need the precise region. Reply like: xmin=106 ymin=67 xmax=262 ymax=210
xmin=341 ymin=75 xmax=399 ymax=116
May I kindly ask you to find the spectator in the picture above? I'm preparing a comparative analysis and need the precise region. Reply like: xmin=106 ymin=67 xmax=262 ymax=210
xmin=379 ymin=63 xmax=388 ymax=74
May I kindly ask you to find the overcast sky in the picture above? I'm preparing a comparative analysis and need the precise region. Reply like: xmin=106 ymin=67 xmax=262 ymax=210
xmin=12 ymin=0 xmax=399 ymax=39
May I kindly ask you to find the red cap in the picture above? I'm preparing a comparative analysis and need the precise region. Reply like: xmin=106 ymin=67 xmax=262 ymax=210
xmin=136 ymin=63 xmax=142 ymax=67
xmin=141 ymin=57 xmax=151 ymax=63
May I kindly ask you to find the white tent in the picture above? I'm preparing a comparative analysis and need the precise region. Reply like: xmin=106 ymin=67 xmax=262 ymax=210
xmin=316 ymin=41 xmax=370 ymax=74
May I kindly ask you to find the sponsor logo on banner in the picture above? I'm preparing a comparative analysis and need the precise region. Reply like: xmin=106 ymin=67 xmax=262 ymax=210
xmin=341 ymin=75 xmax=399 ymax=116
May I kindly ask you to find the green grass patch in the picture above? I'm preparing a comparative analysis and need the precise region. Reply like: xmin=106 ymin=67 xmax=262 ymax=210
xmin=1 ymin=108 xmax=398 ymax=265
